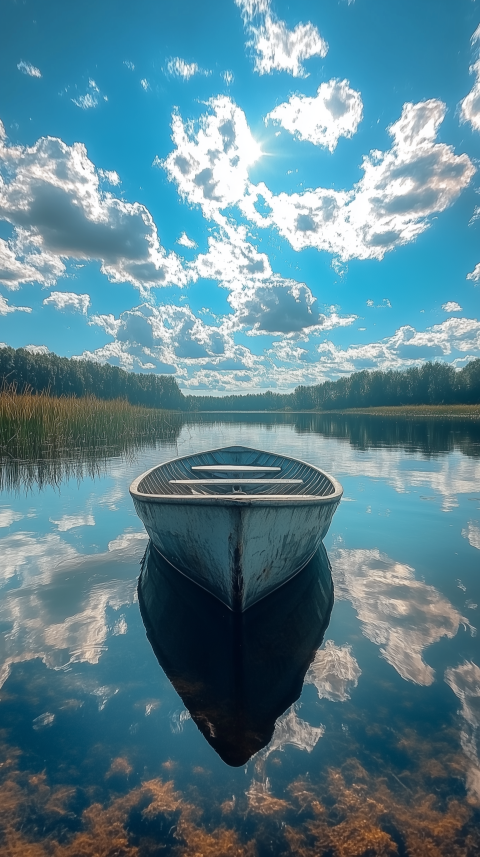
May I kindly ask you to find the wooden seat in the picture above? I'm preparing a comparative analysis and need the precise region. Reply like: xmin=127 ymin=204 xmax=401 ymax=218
xmin=191 ymin=465 xmax=281 ymax=472
xmin=169 ymin=479 xmax=303 ymax=485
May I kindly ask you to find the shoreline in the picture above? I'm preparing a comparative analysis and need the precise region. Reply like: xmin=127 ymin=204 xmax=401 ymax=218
xmin=190 ymin=405 xmax=480 ymax=417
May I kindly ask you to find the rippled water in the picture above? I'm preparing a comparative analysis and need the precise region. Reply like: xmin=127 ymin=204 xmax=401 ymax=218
xmin=1 ymin=414 xmax=479 ymax=855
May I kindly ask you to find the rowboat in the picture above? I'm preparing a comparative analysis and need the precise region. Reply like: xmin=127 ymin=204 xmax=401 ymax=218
xmin=130 ymin=445 xmax=342 ymax=611
xmin=138 ymin=540 xmax=333 ymax=766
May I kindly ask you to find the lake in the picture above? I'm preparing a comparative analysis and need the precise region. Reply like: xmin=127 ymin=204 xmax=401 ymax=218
xmin=1 ymin=412 xmax=479 ymax=855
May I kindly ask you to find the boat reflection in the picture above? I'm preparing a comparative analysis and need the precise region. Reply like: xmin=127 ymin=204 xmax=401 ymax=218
xmin=138 ymin=542 xmax=333 ymax=766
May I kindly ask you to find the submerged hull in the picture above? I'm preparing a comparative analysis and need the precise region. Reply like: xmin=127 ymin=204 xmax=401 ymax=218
xmin=130 ymin=445 xmax=342 ymax=611
xmin=138 ymin=540 xmax=333 ymax=766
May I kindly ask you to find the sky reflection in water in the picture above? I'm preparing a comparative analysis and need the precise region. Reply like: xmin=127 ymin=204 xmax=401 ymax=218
xmin=0 ymin=414 xmax=479 ymax=854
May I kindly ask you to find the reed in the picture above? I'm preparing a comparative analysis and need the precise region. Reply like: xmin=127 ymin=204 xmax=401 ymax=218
xmin=322 ymin=404 xmax=480 ymax=417
xmin=0 ymin=385 xmax=183 ymax=492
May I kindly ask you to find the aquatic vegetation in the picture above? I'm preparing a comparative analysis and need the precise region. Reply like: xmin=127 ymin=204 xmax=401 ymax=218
xmin=284 ymin=764 xmax=477 ymax=857
xmin=246 ymin=778 xmax=291 ymax=815
xmin=106 ymin=757 xmax=133 ymax=778
xmin=0 ymin=730 xmax=478 ymax=856
xmin=332 ymin=404 xmax=480 ymax=417
xmin=0 ymin=386 xmax=183 ymax=491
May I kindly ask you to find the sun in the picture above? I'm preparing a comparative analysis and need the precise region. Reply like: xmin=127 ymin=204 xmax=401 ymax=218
xmin=244 ymin=135 xmax=264 ymax=166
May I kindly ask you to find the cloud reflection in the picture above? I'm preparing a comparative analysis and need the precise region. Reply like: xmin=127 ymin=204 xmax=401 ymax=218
xmin=306 ymin=640 xmax=361 ymax=702
xmin=266 ymin=707 xmax=324 ymax=756
xmin=0 ymin=507 xmax=24 ymax=527
xmin=462 ymin=521 xmax=480 ymax=550
xmin=332 ymin=548 xmax=465 ymax=685
xmin=0 ymin=528 xmax=147 ymax=689
xmin=50 ymin=513 xmax=95 ymax=531
xmin=445 ymin=660 xmax=480 ymax=805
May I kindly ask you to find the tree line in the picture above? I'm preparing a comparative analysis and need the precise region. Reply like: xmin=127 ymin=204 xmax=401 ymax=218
xmin=292 ymin=360 xmax=480 ymax=410
xmin=1 ymin=346 xmax=479 ymax=410
xmin=188 ymin=360 xmax=480 ymax=410
xmin=0 ymin=347 xmax=185 ymax=410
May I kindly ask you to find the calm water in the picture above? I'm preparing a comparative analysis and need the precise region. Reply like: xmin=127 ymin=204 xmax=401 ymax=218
xmin=1 ymin=414 xmax=479 ymax=855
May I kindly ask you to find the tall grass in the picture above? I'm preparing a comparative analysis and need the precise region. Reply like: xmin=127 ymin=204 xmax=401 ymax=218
xmin=323 ymin=404 xmax=480 ymax=417
xmin=0 ymin=386 xmax=182 ymax=491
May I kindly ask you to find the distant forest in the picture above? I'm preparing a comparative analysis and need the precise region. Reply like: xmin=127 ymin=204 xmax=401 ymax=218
xmin=0 ymin=347 xmax=185 ymax=410
xmin=1 ymin=347 xmax=480 ymax=411
xmin=189 ymin=359 xmax=480 ymax=410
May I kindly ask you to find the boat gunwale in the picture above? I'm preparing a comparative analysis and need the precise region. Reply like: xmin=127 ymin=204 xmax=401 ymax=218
xmin=129 ymin=445 xmax=343 ymax=504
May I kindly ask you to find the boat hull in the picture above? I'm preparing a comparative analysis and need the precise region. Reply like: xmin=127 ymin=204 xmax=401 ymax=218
xmin=132 ymin=493 xmax=340 ymax=610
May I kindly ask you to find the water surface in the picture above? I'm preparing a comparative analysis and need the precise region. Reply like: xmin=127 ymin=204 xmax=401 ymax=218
xmin=1 ymin=414 xmax=479 ymax=855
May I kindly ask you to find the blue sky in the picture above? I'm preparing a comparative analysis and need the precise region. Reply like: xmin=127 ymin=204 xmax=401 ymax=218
xmin=0 ymin=0 xmax=479 ymax=393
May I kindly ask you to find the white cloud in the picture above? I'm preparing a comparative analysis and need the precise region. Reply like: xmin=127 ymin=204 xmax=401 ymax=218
xmin=314 ymin=317 xmax=480 ymax=377
xmin=462 ymin=522 xmax=480 ymax=551
xmin=86 ymin=302 xmax=246 ymax=373
xmin=50 ymin=514 xmax=95 ymax=531
xmin=24 ymin=344 xmax=49 ymax=354
xmin=460 ymin=60 xmax=480 ymax=133
xmin=0 ymin=120 xmax=187 ymax=292
xmin=0 ymin=237 xmax=46 ymax=288
xmin=192 ymin=224 xmax=272 ymax=285
xmin=88 ymin=312 xmax=120 ymax=338
xmin=43 ymin=291 xmax=91 ymax=314
xmin=177 ymin=231 xmax=197 ymax=249
xmin=179 ymin=311 xmax=480 ymax=393
xmin=140 ymin=79 xmax=150 ymax=91
xmin=266 ymin=79 xmax=363 ymax=151
xmin=306 ymin=640 xmax=361 ymax=702
xmin=467 ymin=263 xmax=480 ymax=282
xmin=78 ymin=340 xmax=151 ymax=372
xmin=249 ymin=15 xmax=328 ymax=77
xmin=252 ymin=100 xmax=474 ymax=260
xmin=445 ymin=661 xmax=480 ymax=805
xmin=123 ymin=60 xmax=135 ymax=70
xmin=442 ymin=301 xmax=462 ymax=312
xmin=72 ymin=93 xmax=97 ymax=110
xmin=17 ymin=60 xmax=41 ymax=78
xmin=98 ymin=169 xmax=121 ymax=185
xmin=332 ymin=548 xmax=464 ymax=685
xmin=164 ymin=97 xmax=473 ymax=264
xmin=229 ymin=277 xmax=321 ymax=334
xmin=236 ymin=0 xmax=328 ymax=77
xmin=191 ymin=224 xmax=355 ymax=337
xmin=366 ymin=298 xmax=391 ymax=308
xmin=235 ymin=0 xmax=270 ymax=17
xmin=227 ymin=275 xmax=355 ymax=336
xmin=72 ymin=79 xmax=102 ymax=110
xmin=223 ymin=70 xmax=234 ymax=85
xmin=0 ymin=294 xmax=32 ymax=315
xmin=166 ymin=57 xmax=201 ymax=80
xmin=162 ymin=95 xmax=263 ymax=222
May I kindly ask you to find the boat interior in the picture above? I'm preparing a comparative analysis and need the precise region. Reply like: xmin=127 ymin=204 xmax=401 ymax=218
xmin=135 ymin=445 xmax=336 ymax=498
